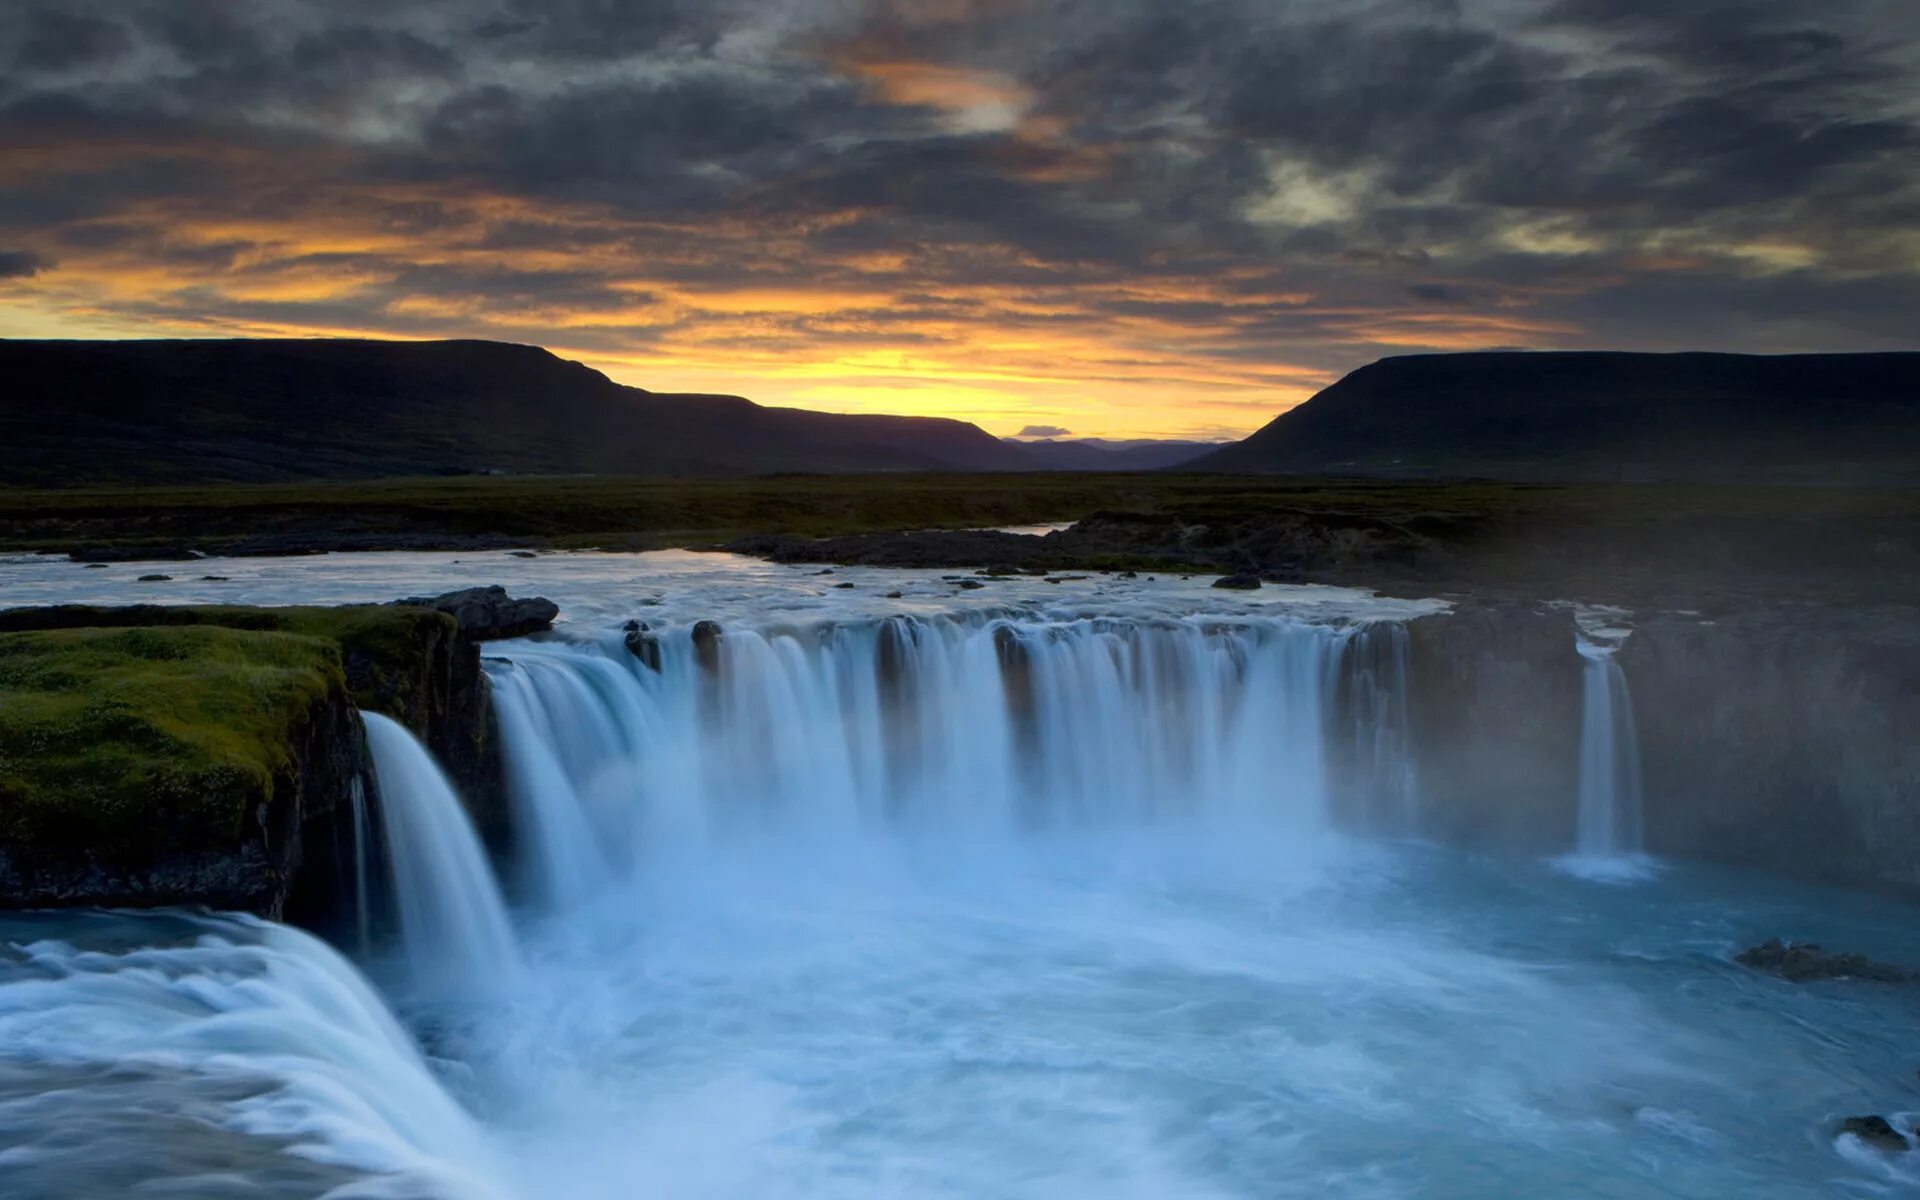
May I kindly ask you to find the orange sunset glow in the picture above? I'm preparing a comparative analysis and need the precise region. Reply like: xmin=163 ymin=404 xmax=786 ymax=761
xmin=1 ymin=1 xmax=1914 ymax=439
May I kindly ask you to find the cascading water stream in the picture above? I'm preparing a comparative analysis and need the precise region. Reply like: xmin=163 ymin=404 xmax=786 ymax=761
xmin=349 ymin=774 xmax=374 ymax=960
xmin=1573 ymin=638 xmax=1646 ymax=858
xmin=6 ymin=542 xmax=1917 ymax=1198
xmin=1332 ymin=622 xmax=1421 ymax=836
xmin=361 ymin=712 xmax=522 ymax=997
xmin=0 ymin=911 xmax=512 ymax=1200
xmin=486 ymin=614 xmax=1421 ymax=911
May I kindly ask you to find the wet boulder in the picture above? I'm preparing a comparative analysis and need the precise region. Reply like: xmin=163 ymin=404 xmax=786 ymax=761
xmin=1840 ymin=1116 xmax=1910 ymax=1151
xmin=1211 ymin=574 xmax=1262 ymax=590
xmin=392 ymin=585 xmax=558 ymax=641
xmin=692 ymin=620 xmax=723 ymax=672
xmin=1734 ymin=939 xmax=1909 ymax=983
xmin=623 ymin=620 xmax=661 ymax=671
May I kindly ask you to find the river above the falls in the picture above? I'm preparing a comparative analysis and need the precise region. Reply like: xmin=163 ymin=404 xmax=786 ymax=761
xmin=0 ymin=546 xmax=1447 ymax=627
xmin=0 ymin=549 xmax=1916 ymax=1198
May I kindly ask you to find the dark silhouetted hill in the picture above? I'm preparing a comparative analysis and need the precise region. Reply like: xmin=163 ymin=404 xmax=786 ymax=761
xmin=0 ymin=338 xmax=1035 ymax=485
xmin=1193 ymin=351 xmax=1920 ymax=483
xmin=1006 ymin=438 xmax=1218 ymax=470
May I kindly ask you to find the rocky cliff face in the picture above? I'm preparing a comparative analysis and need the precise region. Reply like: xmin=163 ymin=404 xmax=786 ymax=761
xmin=1391 ymin=598 xmax=1920 ymax=899
xmin=339 ymin=605 xmax=507 ymax=849
xmin=1400 ymin=602 xmax=1585 ymax=852
xmin=1620 ymin=607 xmax=1920 ymax=896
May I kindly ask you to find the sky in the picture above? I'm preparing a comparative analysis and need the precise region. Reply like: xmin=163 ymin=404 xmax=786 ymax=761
xmin=1 ymin=1 xmax=1916 ymax=440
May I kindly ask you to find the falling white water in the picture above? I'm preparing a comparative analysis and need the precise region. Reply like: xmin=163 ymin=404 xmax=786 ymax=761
xmin=485 ymin=614 xmax=1413 ymax=910
xmin=349 ymin=773 xmax=374 ymax=960
xmin=1333 ymin=622 xmax=1421 ymax=836
xmin=1574 ymin=638 xmax=1645 ymax=858
xmin=0 ymin=911 xmax=512 ymax=1200
xmin=362 ymin=712 xmax=523 ymax=996
xmin=489 ymin=664 xmax=620 ymax=908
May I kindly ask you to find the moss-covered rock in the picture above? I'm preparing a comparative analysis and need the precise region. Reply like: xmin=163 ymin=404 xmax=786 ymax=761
xmin=0 ymin=603 xmax=456 ymax=717
xmin=0 ymin=624 xmax=360 ymax=912
xmin=0 ymin=600 xmax=519 ymax=914
xmin=0 ymin=602 xmax=508 ymax=855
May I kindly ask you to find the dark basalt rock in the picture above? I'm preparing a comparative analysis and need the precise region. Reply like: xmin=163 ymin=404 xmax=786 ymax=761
xmin=137 ymin=574 xmax=173 ymax=582
xmin=1211 ymin=574 xmax=1262 ymax=590
xmin=69 ymin=543 xmax=201 ymax=563
xmin=392 ymin=585 xmax=558 ymax=641
xmin=1840 ymin=1116 xmax=1910 ymax=1151
xmin=692 ymin=620 xmax=723 ymax=672
xmin=1735 ymin=939 xmax=1909 ymax=983
xmin=623 ymin=620 xmax=661 ymax=671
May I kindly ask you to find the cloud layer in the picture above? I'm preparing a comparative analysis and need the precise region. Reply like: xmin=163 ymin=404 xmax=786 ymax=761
xmin=2 ymin=0 xmax=1915 ymax=436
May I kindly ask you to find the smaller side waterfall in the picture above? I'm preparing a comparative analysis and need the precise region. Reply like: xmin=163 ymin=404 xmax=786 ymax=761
xmin=361 ymin=713 xmax=521 ymax=997
xmin=1573 ymin=639 xmax=1645 ymax=858
xmin=1332 ymin=622 xmax=1420 ymax=836
xmin=349 ymin=774 xmax=374 ymax=960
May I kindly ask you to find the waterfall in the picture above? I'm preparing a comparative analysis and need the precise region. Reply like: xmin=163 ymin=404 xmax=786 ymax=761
xmin=349 ymin=773 xmax=374 ymax=959
xmin=1573 ymin=639 xmax=1645 ymax=857
xmin=1333 ymin=622 xmax=1421 ymax=836
xmin=0 ymin=912 xmax=511 ymax=1200
xmin=486 ymin=614 xmax=1421 ymax=909
xmin=361 ymin=712 xmax=522 ymax=996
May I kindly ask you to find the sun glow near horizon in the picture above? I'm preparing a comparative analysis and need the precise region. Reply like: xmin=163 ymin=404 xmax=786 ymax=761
xmin=1 ymin=1 xmax=1913 ymax=439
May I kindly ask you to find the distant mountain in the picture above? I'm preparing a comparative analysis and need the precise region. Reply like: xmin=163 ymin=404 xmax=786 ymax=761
xmin=0 ymin=338 xmax=1034 ymax=485
xmin=1004 ymin=437 xmax=1219 ymax=470
xmin=1192 ymin=351 xmax=1920 ymax=483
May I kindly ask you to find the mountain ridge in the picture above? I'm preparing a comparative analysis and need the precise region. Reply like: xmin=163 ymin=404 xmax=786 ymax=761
xmin=0 ymin=337 xmax=1034 ymax=485
xmin=1192 ymin=350 xmax=1920 ymax=483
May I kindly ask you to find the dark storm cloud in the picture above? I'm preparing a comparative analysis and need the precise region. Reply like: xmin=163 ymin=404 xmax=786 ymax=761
xmin=0 ymin=251 xmax=50 ymax=279
xmin=1 ymin=0 xmax=1915 ymax=432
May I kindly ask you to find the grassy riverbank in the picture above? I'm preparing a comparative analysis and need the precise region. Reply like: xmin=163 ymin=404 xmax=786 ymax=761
xmin=3 ymin=472 xmax=1912 ymax=548
xmin=2 ymin=472 xmax=1915 ymax=605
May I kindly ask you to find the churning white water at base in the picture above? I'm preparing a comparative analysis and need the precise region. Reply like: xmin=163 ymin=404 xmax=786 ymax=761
xmin=435 ymin=844 xmax=1920 ymax=1200
xmin=7 ymin=854 xmax=1919 ymax=1199
xmin=362 ymin=713 xmax=522 ymax=998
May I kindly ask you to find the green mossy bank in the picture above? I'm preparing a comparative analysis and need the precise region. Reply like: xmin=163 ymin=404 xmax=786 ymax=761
xmin=0 ymin=604 xmax=503 ymax=916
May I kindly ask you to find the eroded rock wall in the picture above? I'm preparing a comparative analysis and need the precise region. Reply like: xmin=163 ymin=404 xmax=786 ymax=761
xmin=1400 ymin=602 xmax=1585 ymax=852
xmin=1620 ymin=608 xmax=1920 ymax=895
